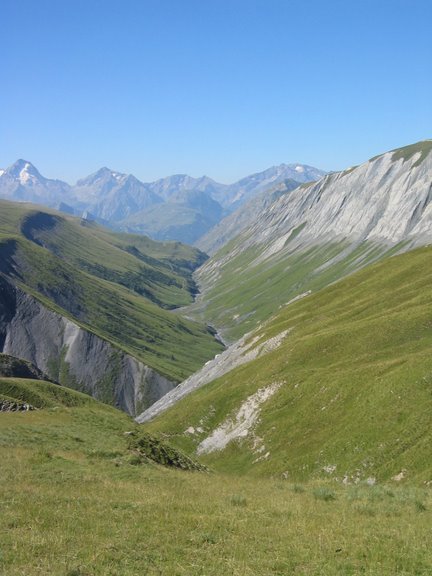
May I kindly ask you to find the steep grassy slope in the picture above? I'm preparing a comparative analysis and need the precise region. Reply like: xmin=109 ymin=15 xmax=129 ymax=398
xmin=1 ymin=382 xmax=432 ymax=575
xmin=0 ymin=200 xmax=206 ymax=308
xmin=390 ymin=139 xmax=432 ymax=165
xmin=145 ymin=246 xmax=432 ymax=483
xmin=0 ymin=201 xmax=223 ymax=383
xmin=0 ymin=377 xmax=99 ymax=408
xmin=190 ymin=235 xmax=401 ymax=341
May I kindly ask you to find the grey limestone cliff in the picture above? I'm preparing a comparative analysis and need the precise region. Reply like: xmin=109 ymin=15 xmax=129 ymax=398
xmin=222 ymin=142 xmax=432 ymax=251
xmin=196 ymin=178 xmax=301 ymax=255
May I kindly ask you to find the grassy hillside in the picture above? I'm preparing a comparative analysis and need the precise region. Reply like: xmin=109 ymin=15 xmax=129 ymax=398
xmin=0 ymin=200 xmax=223 ymax=383
xmin=145 ymin=245 xmax=432 ymax=483
xmin=1 ymin=381 xmax=432 ymax=575
xmin=390 ymin=139 xmax=432 ymax=167
xmin=0 ymin=377 xmax=97 ymax=408
xmin=190 ymin=231 xmax=404 ymax=341
xmin=189 ymin=141 xmax=432 ymax=342
xmin=0 ymin=200 xmax=206 ymax=308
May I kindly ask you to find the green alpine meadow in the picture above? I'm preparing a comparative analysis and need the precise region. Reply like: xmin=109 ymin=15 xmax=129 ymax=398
xmin=0 ymin=200 xmax=224 ymax=410
xmin=145 ymin=245 xmax=432 ymax=482
xmin=1 ymin=378 xmax=432 ymax=575
xmin=2 ymin=140 xmax=432 ymax=574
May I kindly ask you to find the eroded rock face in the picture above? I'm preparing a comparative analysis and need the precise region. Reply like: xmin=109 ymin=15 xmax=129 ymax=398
xmin=0 ymin=276 xmax=175 ymax=415
xmin=204 ymin=145 xmax=432 ymax=260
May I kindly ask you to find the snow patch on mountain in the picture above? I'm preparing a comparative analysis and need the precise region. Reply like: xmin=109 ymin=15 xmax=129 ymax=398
xmin=0 ymin=159 xmax=324 ymax=243
xmin=18 ymin=163 xmax=35 ymax=184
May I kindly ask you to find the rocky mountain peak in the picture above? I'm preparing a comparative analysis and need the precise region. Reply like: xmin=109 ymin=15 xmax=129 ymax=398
xmin=6 ymin=159 xmax=43 ymax=183
xmin=76 ymin=166 xmax=125 ymax=187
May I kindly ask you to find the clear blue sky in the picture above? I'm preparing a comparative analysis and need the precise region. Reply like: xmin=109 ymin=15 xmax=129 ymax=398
xmin=1 ymin=0 xmax=431 ymax=183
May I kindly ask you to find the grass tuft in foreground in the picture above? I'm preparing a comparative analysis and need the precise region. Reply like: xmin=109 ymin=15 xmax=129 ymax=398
xmin=127 ymin=430 xmax=208 ymax=471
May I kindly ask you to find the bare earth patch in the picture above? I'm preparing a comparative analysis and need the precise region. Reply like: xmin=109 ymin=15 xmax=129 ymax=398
xmin=197 ymin=382 xmax=283 ymax=455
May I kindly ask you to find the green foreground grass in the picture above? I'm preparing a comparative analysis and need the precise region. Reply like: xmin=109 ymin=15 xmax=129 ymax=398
xmin=0 ymin=377 xmax=97 ymax=409
xmin=1 ymin=400 xmax=432 ymax=576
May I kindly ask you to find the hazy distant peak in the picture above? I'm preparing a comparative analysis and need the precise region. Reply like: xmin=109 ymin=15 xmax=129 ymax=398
xmin=76 ymin=166 xmax=123 ymax=186
xmin=213 ymin=163 xmax=326 ymax=211
xmin=148 ymin=173 xmax=223 ymax=201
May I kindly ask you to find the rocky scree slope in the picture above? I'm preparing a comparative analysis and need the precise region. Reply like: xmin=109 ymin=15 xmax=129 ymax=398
xmin=196 ymin=178 xmax=302 ymax=255
xmin=0 ymin=276 xmax=174 ymax=415
xmin=189 ymin=141 xmax=432 ymax=341
xmin=137 ymin=326 xmax=291 ymax=424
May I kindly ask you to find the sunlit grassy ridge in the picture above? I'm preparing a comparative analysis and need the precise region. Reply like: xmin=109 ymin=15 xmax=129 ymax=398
xmin=145 ymin=245 xmax=432 ymax=482
xmin=1 ymin=385 xmax=432 ymax=575
xmin=390 ymin=139 xmax=432 ymax=167
xmin=0 ymin=200 xmax=223 ymax=381
xmin=0 ymin=377 xmax=97 ymax=408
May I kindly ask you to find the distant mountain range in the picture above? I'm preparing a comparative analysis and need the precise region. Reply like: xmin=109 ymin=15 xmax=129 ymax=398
xmin=0 ymin=160 xmax=326 ymax=245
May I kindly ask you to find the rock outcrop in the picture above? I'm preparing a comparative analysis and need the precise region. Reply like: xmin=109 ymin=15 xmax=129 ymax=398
xmin=0 ymin=399 xmax=36 ymax=412
xmin=136 ymin=327 xmax=290 ymax=423
xmin=196 ymin=179 xmax=301 ymax=255
xmin=0 ymin=353 xmax=54 ymax=382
